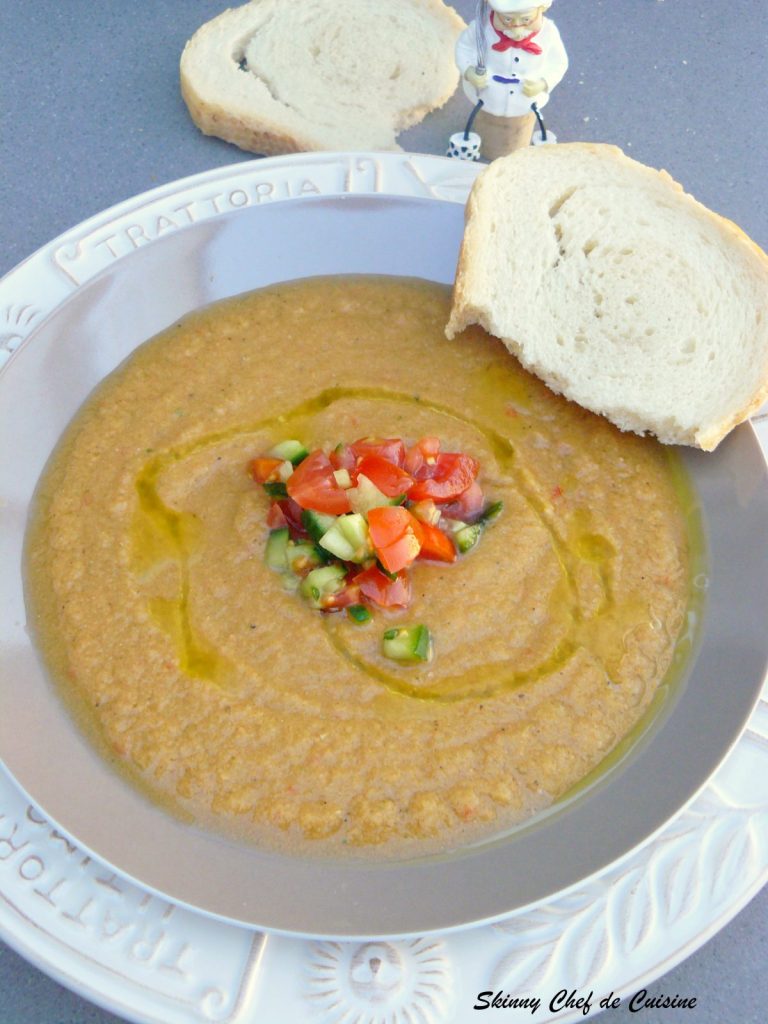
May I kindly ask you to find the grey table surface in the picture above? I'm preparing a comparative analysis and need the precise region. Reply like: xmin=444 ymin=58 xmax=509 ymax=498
xmin=1 ymin=1 xmax=766 ymax=1021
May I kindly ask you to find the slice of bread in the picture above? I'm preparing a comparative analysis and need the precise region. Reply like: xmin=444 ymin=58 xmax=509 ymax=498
xmin=180 ymin=0 xmax=465 ymax=155
xmin=446 ymin=143 xmax=768 ymax=451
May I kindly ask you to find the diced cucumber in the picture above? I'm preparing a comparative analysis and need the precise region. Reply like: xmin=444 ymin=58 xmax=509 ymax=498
xmin=445 ymin=518 xmax=467 ymax=534
xmin=348 ymin=604 xmax=372 ymax=624
xmin=302 ymin=509 xmax=338 ymax=543
xmin=443 ymin=501 xmax=502 ymax=554
xmin=339 ymin=513 xmax=371 ymax=552
xmin=263 ymin=481 xmax=288 ymax=498
xmin=286 ymin=541 xmax=323 ymax=574
xmin=319 ymin=513 xmax=372 ymax=563
xmin=264 ymin=527 xmax=290 ymax=571
xmin=348 ymin=473 xmax=402 ymax=515
xmin=268 ymin=440 xmax=309 ymax=465
xmin=479 ymin=500 xmax=504 ymax=525
xmin=300 ymin=564 xmax=348 ymax=609
xmin=445 ymin=516 xmax=487 ymax=553
xmin=318 ymin=526 xmax=355 ymax=562
xmin=382 ymin=624 xmax=433 ymax=663
xmin=453 ymin=523 xmax=483 ymax=553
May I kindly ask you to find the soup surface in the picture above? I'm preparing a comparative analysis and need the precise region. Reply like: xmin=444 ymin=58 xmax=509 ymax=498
xmin=26 ymin=277 xmax=696 ymax=854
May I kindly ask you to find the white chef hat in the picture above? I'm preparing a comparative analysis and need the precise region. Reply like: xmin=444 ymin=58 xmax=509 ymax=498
xmin=488 ymin=0 xmax=553 ymax=13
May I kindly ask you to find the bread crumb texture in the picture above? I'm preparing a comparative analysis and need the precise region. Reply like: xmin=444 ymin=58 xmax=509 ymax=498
xmin=447 ymin=143 xmax=768 ymax=450
xmin=180 ymin=0 xmax=465 ymax=154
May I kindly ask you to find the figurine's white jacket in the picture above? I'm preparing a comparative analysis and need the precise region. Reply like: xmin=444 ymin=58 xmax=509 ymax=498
xmin=455 ymin=14 xmax=568 ymax=117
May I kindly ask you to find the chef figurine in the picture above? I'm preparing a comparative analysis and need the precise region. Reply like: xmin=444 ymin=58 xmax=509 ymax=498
xmin=453 ymin=1 xmax=568 ymax=160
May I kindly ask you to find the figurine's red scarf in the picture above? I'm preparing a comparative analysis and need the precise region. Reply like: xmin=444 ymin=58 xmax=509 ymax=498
xmin=490 ymin=13 xmax=542 ymax=55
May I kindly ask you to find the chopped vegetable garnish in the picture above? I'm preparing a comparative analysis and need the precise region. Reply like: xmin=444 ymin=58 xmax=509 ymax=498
xmin=355 ymin=454 xmax=414 ymax=498
xmin=348 ymin=604 xmax=372 ymax=624
xmin=300 ymin=564 xmax=347 ymax=608
xmin=286 ymin=541 xmax=323 ymax=575
xmin=264 ymin=527 xmax=290 ymax=571
xmin=404 ymin=436 xmax=440 ymax=477
xmin=329 ymin=443 xmax=356 ymax=471
xmin=440 ymin=480 xmax=484 ymax=522
xmin=253 ymin=435 xmax=502 ymax=640
xmin=409 ymin=499 xmax=441 ymax=526
xmin=264 ymin=481 xmax=290 ymax=499
xmin=408 ymin=453 xmax=479 ymax=503
xmin=301 ymin=509 xmax=337 ymax=543
xmin=351 ymin=437 xmax=406 ymax=466
xmin=413 ymin=520 xmax=457 ymax=563
xmin=356 ymin=565 xmax=412 ymax=608
xmin=479 ymin=500 xmax=504 ymax=524
xmin=250 ymin=457 xmax=285 ymax=484
xmin=347 ymin=473 xmax=402 ymax=516
xmin=451 ymin=521 xmax=483 ymax=554
xmin=319 ymin=513 xmax=372 ymax=563
xmin=332 ymin=468 xmax=353 ymax=489
xmin=382 ymin=624 xmax=433 ymax=663
xmin=267 ymin=439 xmax=309 ymax=465
xmin=320 ymin=581 xmax=362 ymax=610
xmin=266 ymin=502 xmax=288 ymax=530
xmin=275 ymin=497 xmax=309 ymax=538
xmin=367 ymin=506 xmax=421 ymax=573
xmin=287 ymin=451 xmax=352 ymax=515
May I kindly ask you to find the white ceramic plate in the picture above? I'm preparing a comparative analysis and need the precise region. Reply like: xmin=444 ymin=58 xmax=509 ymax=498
xmin=1 ymin=154 xmax=767 ymax=944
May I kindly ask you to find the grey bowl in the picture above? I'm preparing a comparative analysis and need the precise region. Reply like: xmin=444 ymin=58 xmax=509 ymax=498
xmin=0 ymin=155 xmax=766 ymax=938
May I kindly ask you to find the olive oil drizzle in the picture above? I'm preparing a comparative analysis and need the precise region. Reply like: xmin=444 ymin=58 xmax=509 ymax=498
xmin=135 ymin=465 xmax=227 ymax=683
xmin=325 ymin=629 xmax=581 ymax=702
xmin=133 ymin=385 xmax=672 ymax=702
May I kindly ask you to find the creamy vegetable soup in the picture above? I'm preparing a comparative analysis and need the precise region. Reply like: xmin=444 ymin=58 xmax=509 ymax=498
xmin=25 ymin=278 xmax=698 ymax=855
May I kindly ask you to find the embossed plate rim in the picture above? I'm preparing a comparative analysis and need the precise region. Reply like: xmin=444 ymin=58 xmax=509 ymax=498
xmin=0 ymin=153 xmax=767 ymax=944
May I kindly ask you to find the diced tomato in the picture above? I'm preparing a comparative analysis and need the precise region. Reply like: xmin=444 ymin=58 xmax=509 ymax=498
xmin=367 ymin=506 xmax=412 ymax=546
xmin=266 ymin=502 xmax=288 ymax=529
xmin=286 ymin=450 xmax=351 ymax=514
xmin=376 ymin=533 xmax=422 ymax=574
xmin=414 ymin=521 xmax=457 ymax=563
xmin=320 ymin=581 xmax=361 ymax=611
xmin=250 ymin=457 xmax=284 ymax=484
xmin=440 ymin=480 xmax=485 ymax=522
xmin=355 ymin=455 xmax=414 ymax=498
xmin=367 ymin=506 xmax=422 ymax=573
xmin=356 ymin=566 xmax=412 ymax=608
xmin=329 ymin=443 xmax=356 ymax=472
xmin=404 ymin=436 xmax=441 ymax=477
xmin=350 ymin=437 xmax=406 ymax=467
xmin=418 ymin=436 xmax=441 ymax=459
xmin=407 ymin=453 xmax=479 ymax=503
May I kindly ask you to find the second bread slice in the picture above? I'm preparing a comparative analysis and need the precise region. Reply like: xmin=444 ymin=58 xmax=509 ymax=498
xmin=181 ymin=0 xmax=465 ymax=155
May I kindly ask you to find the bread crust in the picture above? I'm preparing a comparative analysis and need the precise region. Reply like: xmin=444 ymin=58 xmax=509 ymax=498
xmin=180 ymin=69 xmax=311 ymax=156
xmin=447 ymin=143 xmax=768 ymax=451
xmin=180 ymin=0 xmax=465 ymax=155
